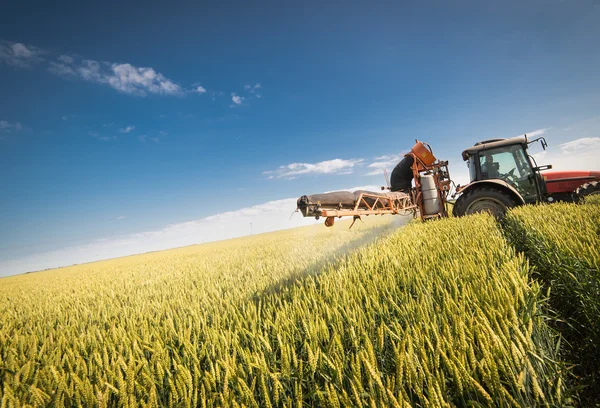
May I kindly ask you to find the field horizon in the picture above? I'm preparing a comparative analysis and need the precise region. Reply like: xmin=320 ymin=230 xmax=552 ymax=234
xmin=1 ymin=214 xmax=412 ymax=280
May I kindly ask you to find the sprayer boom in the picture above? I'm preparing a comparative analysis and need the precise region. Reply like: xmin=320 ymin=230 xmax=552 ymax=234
xmin=296 ymin=140 xmax=452 ymax=227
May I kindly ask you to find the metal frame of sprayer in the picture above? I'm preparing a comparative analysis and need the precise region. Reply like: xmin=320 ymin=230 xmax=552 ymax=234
xmin=296 ymin=140 xmax=452 ymax=228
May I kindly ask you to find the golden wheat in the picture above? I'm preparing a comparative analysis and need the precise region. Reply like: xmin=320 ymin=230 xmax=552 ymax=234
xmin=0 ymin=213 xmax=568 ymax=406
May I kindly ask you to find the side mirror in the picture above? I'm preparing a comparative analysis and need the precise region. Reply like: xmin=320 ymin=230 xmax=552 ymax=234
xmin=527 ymin=136 xmax=548 ymax=150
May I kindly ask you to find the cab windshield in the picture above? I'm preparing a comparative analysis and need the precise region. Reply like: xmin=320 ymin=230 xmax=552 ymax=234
xmin=477 ymin=144 xmax=537 ymax=200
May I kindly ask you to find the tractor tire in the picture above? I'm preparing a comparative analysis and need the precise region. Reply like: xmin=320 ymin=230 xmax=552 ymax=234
xmin=453 ymin=186 xmax=518 ymax=218
xmin=576 ymin=181 xmax=600 ymax=201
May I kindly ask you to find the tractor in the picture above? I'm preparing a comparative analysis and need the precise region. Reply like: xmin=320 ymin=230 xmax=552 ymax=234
xmin=296 ymin=136 xmax=599 ymax=227
xmin=452 ymin=135 xmax=600 ymax=217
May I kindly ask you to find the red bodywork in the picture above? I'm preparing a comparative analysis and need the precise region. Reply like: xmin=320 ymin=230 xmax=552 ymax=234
xmin=542 ymin=170 xmax=600 ymax=194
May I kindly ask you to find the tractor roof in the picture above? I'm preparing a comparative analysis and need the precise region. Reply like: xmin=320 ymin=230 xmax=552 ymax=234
xmin=461 ymin=135 xmax=527 ymax=161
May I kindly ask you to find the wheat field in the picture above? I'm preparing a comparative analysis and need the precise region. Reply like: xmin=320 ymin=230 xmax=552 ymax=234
xmin=505 ymin=202 xmax=600 ymax=405
xmin=0 ymin=213 xmax=567 ymax=407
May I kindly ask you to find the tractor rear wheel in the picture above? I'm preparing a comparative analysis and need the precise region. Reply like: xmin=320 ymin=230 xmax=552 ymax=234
xmin=453 ymin=186 xmax=518 ymax=218
xmin=576 ymin=181 xmax=600 ymax=201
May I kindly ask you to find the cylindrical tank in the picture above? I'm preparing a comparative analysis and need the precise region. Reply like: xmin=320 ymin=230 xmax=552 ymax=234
xmin=411 ymin=142 xmax=436 ymax=167
xmin=421 ymin=175 xmax=441 ymax=215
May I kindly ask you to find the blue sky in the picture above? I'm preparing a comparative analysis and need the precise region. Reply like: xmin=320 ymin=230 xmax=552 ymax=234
xmin=1 ymin=0 xmax=600 ymax=276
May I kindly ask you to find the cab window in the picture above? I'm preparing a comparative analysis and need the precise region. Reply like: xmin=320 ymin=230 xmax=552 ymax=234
xmin=478 ymin=145 xmax=536 ymax=200
xmin=467 ymin=155 xmax=477 ymax=182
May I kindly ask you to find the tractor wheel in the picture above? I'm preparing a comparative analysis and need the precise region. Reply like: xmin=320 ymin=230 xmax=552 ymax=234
xmin=576 ymin=181 xmax=600 ymax=202
xmin=453 ymin=186 xmax=518 ymax=218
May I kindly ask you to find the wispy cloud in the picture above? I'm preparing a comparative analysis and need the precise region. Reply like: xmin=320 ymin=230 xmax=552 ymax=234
xmin=364 ymin=154 xmax=403 ymax=176
xmin=231 ymin=93 xmax=244 ymax=105
xmin=110 ymin=63 xmax=182 ymax=95
xmin=138 ymin=135 xmax=147 ymax=142
xmin=0 ymin=120 xmax=23 ymax=133
xmin=0 ymin=41 xmax=44 ymax=68
xmin=264 ymin=158 xmax=364 ymax=179
xmin=2 ymin=40 xmax=184 ymax=96
xmin=119 ymin=125 xmax=135 ymax=133
xmin=520 ymin=128 xmax=548 ymax=138
xmin=49 ymin=57 xmax=184 ymax=96
xmin=529 ymin=136 xmax=600 ymax=175
xmin=88 ymin=131 xmax=111 ymax=142
xmin=2 ymin=40 xmax=263 ymax=103
xmin=244 ymin=83 xmax=261 ymax=93
xmin=559 ymin=137 xmax=600 ymax=152
xmin=57 ymin=54 xmax=74 ymax=64
xmin=242 ymin=83 xmax=262 ymax=99
xmin=116 ymin=216 xmax=126 ymax=220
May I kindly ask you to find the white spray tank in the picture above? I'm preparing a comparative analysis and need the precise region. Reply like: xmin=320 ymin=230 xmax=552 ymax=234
xmin=421 ymin=174 xmax=441 ymax=215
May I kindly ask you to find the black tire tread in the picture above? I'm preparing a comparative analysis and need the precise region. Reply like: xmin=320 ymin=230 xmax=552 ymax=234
xmin=453 ymin=186 xmax=518 ymax=217
xmin=576 ymin=181 xmax=600 ymax=198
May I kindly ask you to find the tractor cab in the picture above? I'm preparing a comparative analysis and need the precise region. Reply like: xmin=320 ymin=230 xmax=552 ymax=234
xmin=453 ymin=135 xmax=557 ymax=217
xmin=454 ymin=134 xmax=599 ymax=217
xmin=461 ymin=136 xmax=549 ymax=204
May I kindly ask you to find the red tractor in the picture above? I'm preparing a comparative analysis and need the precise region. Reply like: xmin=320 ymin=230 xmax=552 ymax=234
xmin=296 ymin=136 xmax=598 ymax=227
xmin=452 ymin=135 xmax=600 ymax=217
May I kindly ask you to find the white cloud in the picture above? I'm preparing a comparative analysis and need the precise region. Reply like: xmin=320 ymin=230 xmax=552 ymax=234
xmin=57 ymin=54 xmax=73 ymax=64
xmin=531 ymin=136 xmax=600 ymax=172
xmin=48 ymin=61 xmax=76 ymax=76
xmin=108 ymin=63 xmax=182 ymax=96
xmin=244 ymin=83 xmax=262 ymax=97
xmin=559 ymin=137 xmax=600 ymax=152
xmin=0 ymin=41 xmax=44 ymax=67
xmin=2 ymin=40 xmax=213 ymax=98
xmin=88 ymin=131 xmax=111 ymax=142
xmin=264 ymin=158 xmax=364 ymax=179
xmin=119 ymin=125 xmax=135 ymax=133
xmin=364 ymin=154 xmax=403 ymax=176
xmin=78 ymin=59 xmax=104 ymax=82
xmin=159 ymin=131 xmax=167 ymax=136
xmin=521 ymin=128 xmax=547 ymax=138
xmin=325 ymin=184 xmax=382 ymax=193
xmin=48 ymin=55 xmax=183 ymax=96
xmin=117 ymin=216 xmax=126 ymax=220
xmin=152 ymin=137 xmax=159 ymax=143
xmin=0 ymin=120 xmax=23 ymax=132
xmin=231 ymin=93 xmax=244 ymax=105
xmin=0 ymin=197 xmax=324 ymax=277
xmin=138 ymin=135 xmax=147 ymax=142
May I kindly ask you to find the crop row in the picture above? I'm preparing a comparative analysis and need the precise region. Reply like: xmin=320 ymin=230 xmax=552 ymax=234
xmin=504 ymin=201 xmax=600 ymax=405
